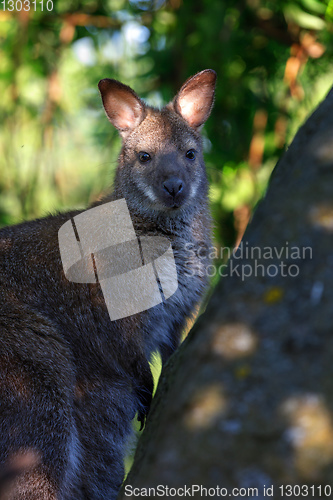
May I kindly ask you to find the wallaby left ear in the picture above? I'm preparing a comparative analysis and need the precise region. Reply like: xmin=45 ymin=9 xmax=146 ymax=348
xmin=98 ymin=78 xmax=146 ymax=138
xmin=172 ymin=69 xmax=217 ymax=129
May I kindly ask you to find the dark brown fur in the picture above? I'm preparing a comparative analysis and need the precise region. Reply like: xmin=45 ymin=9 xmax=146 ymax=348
xmin=0 ymin=70 xmax=216 ymax=499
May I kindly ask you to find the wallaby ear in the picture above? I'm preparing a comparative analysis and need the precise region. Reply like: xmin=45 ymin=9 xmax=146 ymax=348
xmin=172 ymin=69 xmax=216 ymax=129
xmin=98 ymin=79 xmax=146 ymax=137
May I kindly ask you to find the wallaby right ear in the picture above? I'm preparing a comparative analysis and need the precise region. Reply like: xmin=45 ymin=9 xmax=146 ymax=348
xmin=98 ymin=79 xmax=146 ymax=137
xmin=172 ymin=69 xmax=216 ymax=129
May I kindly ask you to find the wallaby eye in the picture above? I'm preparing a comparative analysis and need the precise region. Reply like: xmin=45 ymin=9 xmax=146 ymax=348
xmin=186 ymin=149 xmax=196 ymax=160
xmin=139 ymin=152 xmax=151 ymax=163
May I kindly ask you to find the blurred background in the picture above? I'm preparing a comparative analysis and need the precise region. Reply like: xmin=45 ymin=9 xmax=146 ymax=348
xmin=1 ymin=0 xmax=333 ymax=249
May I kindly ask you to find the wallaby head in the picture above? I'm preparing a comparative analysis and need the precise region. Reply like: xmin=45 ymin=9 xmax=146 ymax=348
xmin=98 ymin=69 xmax=216 ymax=217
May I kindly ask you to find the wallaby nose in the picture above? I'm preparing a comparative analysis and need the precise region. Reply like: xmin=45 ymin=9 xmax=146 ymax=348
xmin=163 ymin=177 xmax=183 ymax=198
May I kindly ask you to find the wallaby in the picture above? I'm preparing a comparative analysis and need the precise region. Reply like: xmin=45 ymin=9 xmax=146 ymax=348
xmin=0 ymin=69 xmax=216 ymax=499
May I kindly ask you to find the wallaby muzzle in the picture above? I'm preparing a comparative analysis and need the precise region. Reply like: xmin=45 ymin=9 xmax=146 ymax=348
xmin=161 ymin=177 xmax=185 ymax=208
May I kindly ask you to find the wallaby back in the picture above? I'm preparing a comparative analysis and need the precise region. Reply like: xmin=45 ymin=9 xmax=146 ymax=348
xmin=0 ymin=70 xmax=216 ymax=499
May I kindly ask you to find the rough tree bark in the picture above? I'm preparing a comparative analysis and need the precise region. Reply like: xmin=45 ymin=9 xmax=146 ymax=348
xmin=119 ymin=87 xmax=333 ymax=499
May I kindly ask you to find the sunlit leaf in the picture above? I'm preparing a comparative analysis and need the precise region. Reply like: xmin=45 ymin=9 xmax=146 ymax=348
xmin=300 ymin=0 xmax=327 ymax=15
xmin=284 ymin=4 xmax=326 ymax=30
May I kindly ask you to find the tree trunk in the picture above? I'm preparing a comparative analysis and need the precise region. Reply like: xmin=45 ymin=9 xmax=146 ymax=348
xmin=119 ymin=87 xmax=333 ymax=499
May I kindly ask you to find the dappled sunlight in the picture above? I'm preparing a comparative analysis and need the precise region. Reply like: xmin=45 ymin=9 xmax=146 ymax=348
xmin=0 ymin=449 xmax=41 ymax=498
xmin=183 ymin=383 xmax=228 ymax=431
xmin=281 ymin=394 xmax=333 ymax=479
xmin=309 ymin=204 xmax=333 ymax=232
xmin=263 ymin=286 xmax=284 ymax=304
xmin=312 ymin=131 xmax=333 ymax=164
xmin=211 ymin=322 xmax=258 ymax=360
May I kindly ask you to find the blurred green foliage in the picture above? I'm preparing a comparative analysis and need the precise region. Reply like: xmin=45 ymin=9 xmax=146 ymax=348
xmin=0 ymin=0 xmax=333 ymax=248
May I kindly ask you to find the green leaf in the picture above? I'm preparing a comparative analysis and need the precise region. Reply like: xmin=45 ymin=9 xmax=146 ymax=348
xmin=284 ymin=4 xmax=326 ymax=29
xmin=300 ymin=0 xmax=327 ymax=15
xmin=326 ymin=0 xmax=333 ymax=21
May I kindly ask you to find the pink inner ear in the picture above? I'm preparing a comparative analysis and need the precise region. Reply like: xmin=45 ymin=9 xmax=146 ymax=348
xmin=102 ymin=87 xmax=144 ymax=131
xmin=178 ymin=89 xmax=206 ymax=128
xmin=113 ymin=101 xmax=141 ymax=130
xmin=177 ymin=82 xmax=215 ymax=128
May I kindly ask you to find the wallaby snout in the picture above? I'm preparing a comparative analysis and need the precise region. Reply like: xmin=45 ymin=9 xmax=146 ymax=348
xmin=153 ymin=151 xmax=191 ymax=209
xmin=163 ymin=177 xmax=183 ymax=196
xmin=162 ymin=176 xmax=184 ymax=208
